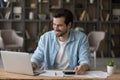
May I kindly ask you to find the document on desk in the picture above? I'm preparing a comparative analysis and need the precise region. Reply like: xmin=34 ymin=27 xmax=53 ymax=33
xmin=40 ymin=70 xmax=108 ymax=78
xmin=40 ymin=70 xmax=64 ymax=77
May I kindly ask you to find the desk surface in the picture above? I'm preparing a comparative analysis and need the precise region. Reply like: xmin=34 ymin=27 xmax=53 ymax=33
xmin=0 ymin=69 xmax=120 ymax=80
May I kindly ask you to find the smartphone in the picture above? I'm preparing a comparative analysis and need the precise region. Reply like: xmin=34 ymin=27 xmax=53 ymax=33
xmin=63 ymin=70 xmax=75 ymax=75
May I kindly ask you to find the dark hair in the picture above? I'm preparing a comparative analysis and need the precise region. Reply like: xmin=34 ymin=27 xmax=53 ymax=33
xmin=53 ymin=8 xmax=73 ymax=25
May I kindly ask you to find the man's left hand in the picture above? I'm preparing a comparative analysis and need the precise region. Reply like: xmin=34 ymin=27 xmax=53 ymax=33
xmin=74 ymin=64 xmax=89 ymax=74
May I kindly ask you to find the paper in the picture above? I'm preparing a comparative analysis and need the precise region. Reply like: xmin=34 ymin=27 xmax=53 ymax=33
xmin=40 ymin=70 xmax=64 ymax=77
xmin=40 ymin=70 xmax=108 ymax=78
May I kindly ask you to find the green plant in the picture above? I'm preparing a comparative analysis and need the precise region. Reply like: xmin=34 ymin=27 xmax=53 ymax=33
xmin=108 ymin=60 xmax=115 ymax=66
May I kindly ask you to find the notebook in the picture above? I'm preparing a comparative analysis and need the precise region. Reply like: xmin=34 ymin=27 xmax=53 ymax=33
xmin=1 ymin=50 xmax=45 ymax=75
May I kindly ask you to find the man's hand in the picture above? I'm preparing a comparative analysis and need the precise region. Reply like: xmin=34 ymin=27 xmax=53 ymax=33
xmin=74 ymin=64 xmax=89 ymax=74
xmin=31 ymin=62 xmax=37 ymax=70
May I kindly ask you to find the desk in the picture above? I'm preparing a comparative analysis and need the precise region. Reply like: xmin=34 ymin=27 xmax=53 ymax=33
xmin=0 ymin=69 xmax=120 ymax=80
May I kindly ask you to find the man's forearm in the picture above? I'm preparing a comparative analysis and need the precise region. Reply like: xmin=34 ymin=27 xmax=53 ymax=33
xmin=81 ymin=63 xmax=89 ymax=71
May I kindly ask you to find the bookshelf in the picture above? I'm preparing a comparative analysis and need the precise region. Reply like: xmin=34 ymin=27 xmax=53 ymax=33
xmin=0 ymin=0 xmax=120 ymax=57
xmin=98 ymin=0 xmax=120 ymax=57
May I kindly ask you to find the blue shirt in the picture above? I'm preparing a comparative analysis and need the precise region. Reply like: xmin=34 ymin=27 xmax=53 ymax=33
xmin=31 ymin=29 xmax=90 ymax=69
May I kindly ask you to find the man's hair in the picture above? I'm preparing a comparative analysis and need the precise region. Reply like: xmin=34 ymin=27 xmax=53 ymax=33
xmin=53 ymin=8 xmax=73 ymax=25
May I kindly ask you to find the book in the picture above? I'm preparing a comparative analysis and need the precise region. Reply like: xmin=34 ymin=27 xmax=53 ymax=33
xmin=25 ymin=30 xmax=30 ymax=39
xmin=86 ymin=13 xmax=90 ymax=21
xmin=80 ymin=10 xmax=86 ymax=21
xmin=111 ymin=50 xmax=115 ymax=58
xmin=0 ymin=12 xmax=3 ymax=19
xmin=100 ymin=0 xmax=103 ymax=10
xmin=6 ymin=1 xmax=10 ymax=7
xmin=100 ymin=13 xmax=104 ymax=21
xmin=111 ymin=39 xmax=115 ymax=47
xmin=105 ymin=14 xmax=110 ymax=21
xmin=4 ymin=10 xmax=11 ymax=19
xmin=51 ymin=0 xmax=61 ymax=9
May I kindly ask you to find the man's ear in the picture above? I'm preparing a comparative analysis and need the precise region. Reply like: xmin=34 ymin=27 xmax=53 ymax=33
xmin=68 ymin=22 xmax=72 ymax=29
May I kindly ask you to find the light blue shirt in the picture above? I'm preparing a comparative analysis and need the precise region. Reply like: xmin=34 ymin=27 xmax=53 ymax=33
xmin=31 ymin=29 xmax=90 ymax=69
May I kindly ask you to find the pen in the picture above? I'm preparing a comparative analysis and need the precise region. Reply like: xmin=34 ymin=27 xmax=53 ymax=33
xmin=55 ymin=72 xmax=57 ymax=76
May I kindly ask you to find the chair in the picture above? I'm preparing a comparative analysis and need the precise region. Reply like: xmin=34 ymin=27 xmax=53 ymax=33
xmin=88 ymin=31 xmax=105 ymax=68
xmin=1 ymin=29 xmax=24 ymax=51
xmin=0 ymin=30 xmax=4 ymax=49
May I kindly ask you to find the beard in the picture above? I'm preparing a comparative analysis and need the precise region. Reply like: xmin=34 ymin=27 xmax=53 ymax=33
xmin=55 ymin=30 xmax=68 ymax=37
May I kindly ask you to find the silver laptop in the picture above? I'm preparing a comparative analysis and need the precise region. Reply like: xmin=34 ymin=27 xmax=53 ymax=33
xmin=1 ymin=50 xmax=45 ymax=75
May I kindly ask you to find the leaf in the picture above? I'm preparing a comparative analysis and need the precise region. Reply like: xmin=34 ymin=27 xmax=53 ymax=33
xmin=108 ymin=60 xmax=114 ymax=66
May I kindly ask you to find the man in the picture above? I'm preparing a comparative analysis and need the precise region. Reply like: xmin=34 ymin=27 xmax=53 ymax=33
xmin=31 ymin=8 xmax=90 ymax=74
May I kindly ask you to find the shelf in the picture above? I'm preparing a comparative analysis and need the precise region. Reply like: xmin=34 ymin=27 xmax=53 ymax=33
xmin=111 ymin=46 xmax=120 ymax=49
xmin=0 ymin=19 xmax=12 ymax=21
xmin=0 ymin=0 xmax=120 ymax=57
xmin=100 ymin=21 xmax=111 ymax=23
xmin=12 ymin=19 xmax=23 ymax=22
xmin=111 ymin=21 xmax=120 ymax=24
xmin=112 ymin=3 xmax=120 ymax=6
xmin=73 ymin=20 xmax=87 ymax=23
xmin=25 ymin=19 xmax=39 ymax=22
xmin=111 ymin=34 xmax=120 ymax=36
xmin=25 ymin=7 xmax=37 ymax=9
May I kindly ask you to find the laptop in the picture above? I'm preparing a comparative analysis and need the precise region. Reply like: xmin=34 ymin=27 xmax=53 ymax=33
xmin=1 ymin=50 xmax=45 ymax=75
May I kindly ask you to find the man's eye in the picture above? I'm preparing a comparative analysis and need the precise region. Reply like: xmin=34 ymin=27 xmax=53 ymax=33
xmin=53 ymin=24 xmax=64 ymax=27
xmin=57 ymin=24 xmax=63 ymax=27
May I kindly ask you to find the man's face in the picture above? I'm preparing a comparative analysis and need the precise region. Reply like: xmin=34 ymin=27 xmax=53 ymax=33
xmin=52 ymin=17 xmax=70 ymax=37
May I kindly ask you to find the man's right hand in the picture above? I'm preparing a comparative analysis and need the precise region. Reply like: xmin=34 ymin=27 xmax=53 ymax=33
xmin=31 ymin=62 xmax=37 ymax=70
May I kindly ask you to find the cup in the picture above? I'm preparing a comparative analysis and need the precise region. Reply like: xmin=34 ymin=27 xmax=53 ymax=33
xmin=89 ymin=0 xmax=94 ymax=4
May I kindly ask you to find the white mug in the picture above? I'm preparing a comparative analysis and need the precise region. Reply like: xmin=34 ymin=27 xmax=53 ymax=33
xmin=89 ymin=0 xmax=94 ymax=4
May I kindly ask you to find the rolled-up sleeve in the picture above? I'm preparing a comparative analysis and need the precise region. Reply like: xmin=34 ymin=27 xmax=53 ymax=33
xmin=79 ymin=34 xmax=90 ymax=66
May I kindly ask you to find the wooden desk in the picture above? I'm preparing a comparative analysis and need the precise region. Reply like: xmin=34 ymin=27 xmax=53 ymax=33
xmin=0 ymin=69 xmax=120 ymax=80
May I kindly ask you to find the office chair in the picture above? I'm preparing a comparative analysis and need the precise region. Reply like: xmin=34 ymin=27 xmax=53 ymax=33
xmin=88 ymin=31 xmax=105 ymax=68
xmin=1 ymin=29 xmax=24 ymax=51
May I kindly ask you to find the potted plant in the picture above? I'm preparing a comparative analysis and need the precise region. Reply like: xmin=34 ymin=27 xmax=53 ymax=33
xmin=107 ymin=60 xmax=115 ymax=75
